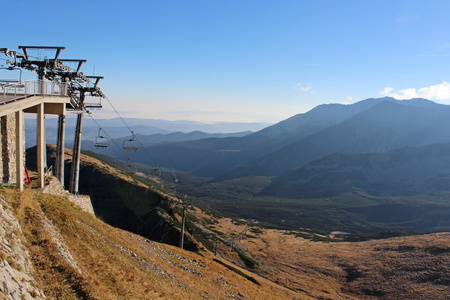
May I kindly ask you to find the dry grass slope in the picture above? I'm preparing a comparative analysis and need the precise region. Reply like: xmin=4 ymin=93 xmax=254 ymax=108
xmin=3 ymin=148 xmax=449 ymax=299
xmin=0 ymin=187 xmax=300 ymax=299
xmin=214 ymin=218 xmax=450 ymax=299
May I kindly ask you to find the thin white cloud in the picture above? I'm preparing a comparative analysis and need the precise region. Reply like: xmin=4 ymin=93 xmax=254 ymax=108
xmin=301 ymin=85 xmax=312 ymax=92
xmin=379 ymin=87 xmax=394 ymax=96
xmin=379 ymin=82 xmax=450 ymax=101
xmin=389 ymin=88 xmax=419 ymax=100
xmin=295 ymin=82 xmax=313 ymax=93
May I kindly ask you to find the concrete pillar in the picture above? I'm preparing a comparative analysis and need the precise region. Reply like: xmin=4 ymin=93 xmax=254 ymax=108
xmin=1 ymin=114 xmax=17 ymax=184
xmin=55 ymin=114 xmax=66 ymax=187
xmin=15 ymin=110 xmax=24 ymax=191
xmin=37 ymin=103 xmax=45 ymax=188
xmin=69 ymin=113 xmax=83 ymax=194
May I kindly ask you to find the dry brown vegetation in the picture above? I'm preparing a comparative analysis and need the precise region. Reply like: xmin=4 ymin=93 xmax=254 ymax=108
xmin=4 ymin=148 xmax=449 ymax=299
xmin=211 ymin=218 xmax=450 ymax=299
xmin=0 ymin=188 xmax=300 ymax=299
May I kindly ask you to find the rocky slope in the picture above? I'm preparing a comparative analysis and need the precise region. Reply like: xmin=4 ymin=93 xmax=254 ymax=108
xmin=2 ymin=147 xmax=450 ymax=299
xmin=0 ymin=187 xmax=299 ymax=299
xmin=215 ymin=218 xmax=450 ymax=299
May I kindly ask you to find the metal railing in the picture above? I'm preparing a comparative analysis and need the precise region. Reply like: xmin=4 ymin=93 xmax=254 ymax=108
xmin=0 ymin=80 xmax=68 ymax=105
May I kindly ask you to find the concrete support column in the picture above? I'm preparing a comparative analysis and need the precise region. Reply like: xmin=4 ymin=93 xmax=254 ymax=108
xmin=55 ymin=114 xmax=66 ymax=187
xmin=37 ymin=103 xmax=45 ymax=188
xmin=69 ymin=113 xmax=83 ymax=194
xmin=15 ymin=110 xmax=24 ymax=191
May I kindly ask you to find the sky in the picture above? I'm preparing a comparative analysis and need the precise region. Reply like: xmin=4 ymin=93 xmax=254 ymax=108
xmin=3 ymin=0 xmax=450 ymax=124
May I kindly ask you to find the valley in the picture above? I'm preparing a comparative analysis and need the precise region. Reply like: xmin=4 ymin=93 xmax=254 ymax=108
xmin=99 ymin=97 xmax=450 ymax=236
xmin=4 ymin=97 xmax=450 ymax=299
xmin=2 ymin=147 xmax=449 ymax=299
xmin=214 ymin=218 xmax=450 ymax=299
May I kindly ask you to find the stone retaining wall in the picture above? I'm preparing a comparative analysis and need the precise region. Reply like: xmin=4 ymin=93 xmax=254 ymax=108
xmin=43 ymin=177 xmax=95 ymax=215
xmin=0 ymin=114 xmax=17 ymax=184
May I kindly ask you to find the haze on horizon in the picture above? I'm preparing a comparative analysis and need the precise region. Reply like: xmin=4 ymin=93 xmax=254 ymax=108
xmin=3 ymin=0 xmax=450 ymax=124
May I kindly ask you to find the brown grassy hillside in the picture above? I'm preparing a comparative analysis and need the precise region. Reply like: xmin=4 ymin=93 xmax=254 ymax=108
xmin=213 ymin=218 xmax=450 ymax=299
xmin=3 ymin=147 xmax=449 ymax=299
xmin=0 ymin=188 xmax=300 ymax=299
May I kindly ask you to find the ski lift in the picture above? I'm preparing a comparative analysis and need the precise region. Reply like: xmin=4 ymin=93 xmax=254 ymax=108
xmin=94 ymin=128 xmax=110 ymax=149
xmin=0 ymin=66 xmax=23 ymax=84
xmin=123 ymin=131 xmax=138 ymax=151
xmin=147 ymin=163 xmax=162 ymax=178
xmin=126 ymin=158 xmax=137 ymax=174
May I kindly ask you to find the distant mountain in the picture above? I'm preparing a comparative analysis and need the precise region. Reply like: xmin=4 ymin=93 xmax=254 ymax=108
xmin=224 ymin=99 xmax=450 ymax=177
xmin=127 ymin=97 xmax=450 ymax=179
xmin=261 ymin=143 xmax=450 ymax=198
xmin=81 ymin=130 xmax=252 ymax=153
xmin=25 ymin=117 xmax=269 ymax=147
xmin=79 ymin=117 xmax=272 ymax=133
xmin=128 ymin=130 xmax=252 ymax=144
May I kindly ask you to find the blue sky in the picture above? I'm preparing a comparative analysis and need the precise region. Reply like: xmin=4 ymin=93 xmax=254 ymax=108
xmin=3 ymin=0 xmax=450 ymax=123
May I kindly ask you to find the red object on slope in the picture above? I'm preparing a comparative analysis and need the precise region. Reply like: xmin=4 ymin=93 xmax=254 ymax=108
xmin=24 ymin=167 xmax=31 ymax=184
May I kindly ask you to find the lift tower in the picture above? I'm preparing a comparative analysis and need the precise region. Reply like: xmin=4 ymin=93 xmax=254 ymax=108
xmin=68 ymin=75 xmax=104 ymax=194
xmin=1 ymin=46 xmax=105 ymax=192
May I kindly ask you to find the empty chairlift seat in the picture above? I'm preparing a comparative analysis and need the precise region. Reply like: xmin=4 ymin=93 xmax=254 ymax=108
xmin=94 ymin=128 xmax=110 ymax=148
xmin=122 ymin=131 xmax=138 ymax=151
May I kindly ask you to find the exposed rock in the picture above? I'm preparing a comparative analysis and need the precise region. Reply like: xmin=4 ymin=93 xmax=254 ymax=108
xmin=42 ymin=177 xmax=94 ymax=215
xmin=0 ymin=195 xmax=45 ymax=299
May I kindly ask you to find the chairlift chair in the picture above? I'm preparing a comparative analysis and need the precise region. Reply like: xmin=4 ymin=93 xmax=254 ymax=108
xmin=0 ymin=66 xmax=23 ymax=84
xmin=147 ymin=163 xmax=162 ymax=178
xmin=126 ymin=158 xmax=137 ymax=174
xmin=123 ymin=131 xmax=138 ymax=151
xmin=94 ymin=128 xmax=110 ymax=149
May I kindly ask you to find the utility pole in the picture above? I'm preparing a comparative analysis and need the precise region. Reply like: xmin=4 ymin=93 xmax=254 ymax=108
xmin=180 ymin=205 xmax=187 ymax=249
xmin=178 ymin=202 xmax=193 ymax=249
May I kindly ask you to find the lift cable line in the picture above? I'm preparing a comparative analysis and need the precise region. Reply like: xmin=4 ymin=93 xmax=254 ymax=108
xmin=0 ymin=45 xmax=106 ymax=193
xmin=87 ymin=113 xmax=135 ymax=171
xmin=2 ymin=46 xmax=160 ymax=187
xmin=87 ymin=112 xmax=160 ymax=177
xmin=102 ymin=95 xmax=160 ymax=172
xmin=87 ymin=113 xmax=128 ymax=157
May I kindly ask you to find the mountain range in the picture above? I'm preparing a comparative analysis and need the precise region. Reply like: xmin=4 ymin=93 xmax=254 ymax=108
xmin=106 ymin=97 xmax=450 ymax=183
xmin=5 ymin=148 xmax=449 ymax=299
xmin=24 ymin=117 xmax=270 ymax=147
xmin=262 ymin=143 xmax=450 ymax=198
xmin=69 ymin=97 xmax=450 ymax=233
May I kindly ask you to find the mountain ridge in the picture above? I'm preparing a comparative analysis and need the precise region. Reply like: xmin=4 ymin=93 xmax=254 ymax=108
xmin=2 ymin=148 xmax=450 ymax=299
xmin=190 ymin=98 xmax=450 ymax=178
xmin=262 ymin=142 xmax=450 ymax=198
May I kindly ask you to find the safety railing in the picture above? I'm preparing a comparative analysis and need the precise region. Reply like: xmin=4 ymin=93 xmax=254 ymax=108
xmin=0 ymin=80 xmax=68 ymax=105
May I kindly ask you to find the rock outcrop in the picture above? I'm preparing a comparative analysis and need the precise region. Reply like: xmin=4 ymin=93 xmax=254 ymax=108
xmin=0 ymin=195 xmax=45 ymax=299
